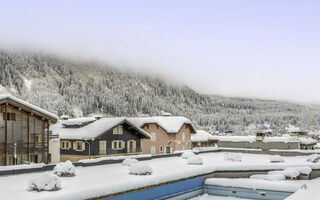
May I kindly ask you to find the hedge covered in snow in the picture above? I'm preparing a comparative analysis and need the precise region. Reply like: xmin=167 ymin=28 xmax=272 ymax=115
xmin=129 ymin=163 xmax=153 ymax=175
xmin=53 ymin=160 xmax=76 ymax=177
xmin=181 ymin=151 xmax=196 ymax=159
xmin=187 ymin=156 xmax=203 ymax=165
xmin=122 ymin=158 xmax=138 ymax=167
xmin=27 ymin=174 xmax=62 ymax=192
xmin=307 ymin=154 xmax=320 ymax=163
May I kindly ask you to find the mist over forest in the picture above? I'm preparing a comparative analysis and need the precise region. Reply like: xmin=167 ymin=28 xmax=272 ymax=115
xmin=1 ymin=50 xmax=320 ymax=134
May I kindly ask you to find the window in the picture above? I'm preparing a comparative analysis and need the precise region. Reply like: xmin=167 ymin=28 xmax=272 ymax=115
xmin=118 ymin=125 xmax=123 ymax=134
xmin=74 ymin=141 xmax=85 ymax=151
xmin=34 ymin=133 xmax=42 ymax=143
xmin=113 ymin=125 xmax=123 ymax=134
xmin=159 ymin=146 xmax=163 ymax=152
xmin=112 ymin=140 xmax=125 ymax=150
xmin=3 ymin=112 xmax=16 ymax=121
xmin=182 ymin=132 xmax=185 ymax=141
xmin=151 ymin=145 xmax=156 ymax=155
xmin=113 ymin=127 xmax=117 ymax=134
xmin=151 ymin=132 xmax=156 ymax=141
xmin=61 ymin=141 xmax=70 ymax=149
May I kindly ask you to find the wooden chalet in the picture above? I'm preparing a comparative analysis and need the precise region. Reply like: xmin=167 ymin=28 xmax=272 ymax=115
xmin=0 ymin=95 xmax=58 ymax=166
xmin=51 ymin=117 xmax=151 ymax=162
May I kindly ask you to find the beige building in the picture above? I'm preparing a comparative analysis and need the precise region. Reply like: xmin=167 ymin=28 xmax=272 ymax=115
xmin=129 ymin=116 xmax=196 ymax=155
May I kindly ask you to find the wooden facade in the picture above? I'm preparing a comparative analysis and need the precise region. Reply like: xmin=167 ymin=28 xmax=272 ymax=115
xmin=0 ymin=97 xmax=57 ymax=166
xmin=60 ymin=121 xmax=148 ymax=162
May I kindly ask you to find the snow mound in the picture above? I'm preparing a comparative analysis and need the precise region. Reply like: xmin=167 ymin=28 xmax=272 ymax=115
xmin=250 ymin=174 xmax=286 ymax=181
xmin=129 ymin=163 xmax=153 ymax=175
xmin=187 ymin=156 xmax=203 ymax=165
xmin=27 ymin=174 xmax=62 ymax=192
xmin=224 ymin=153 xmax=242 ymax=162
xmin=270 ymin=155 xmax=285 ymax=163
xmin=307 ymin=154 xmax=320 ymax=163
xmin=181 ymin=151 xmax=196 ymax=159
xmin=268 ymin=169 xmax=300 ymax=179
xmin=286 ymin=167 xmax=312 ymax=175
xmin=53 ymin=160 xmax=76 ymax=177
xmin=122 ymin=158 xmax=139 ymax=166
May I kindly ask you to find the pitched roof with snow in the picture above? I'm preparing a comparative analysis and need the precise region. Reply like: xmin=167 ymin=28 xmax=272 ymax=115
xmin=0 ymin=94 xmax=58 ymax=122
xmin=191 ymin=130 xmax=217 ymax=142
xmin=128 ymin=116 xmax=196 ymax=134
xmin=214 ymin=136 xmax=256 ymax=143
xmin=51 ymin=117 xmax=151 ymax=140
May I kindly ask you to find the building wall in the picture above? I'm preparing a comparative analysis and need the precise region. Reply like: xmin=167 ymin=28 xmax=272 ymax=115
xmin=217 ymin=141 xmax=300 ymax=150
xmin=60 ymin=122 xmax=144 ymax=161
xmin=0 ymin=104 xmax=50 ymax=166
xmin=141 ymin=123 xmax=192 ymax=155
xmin=49 ymin=139 xmax=60 ymax=163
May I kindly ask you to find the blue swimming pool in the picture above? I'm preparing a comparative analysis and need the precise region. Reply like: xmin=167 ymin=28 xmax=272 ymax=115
xmin=105 ymin=177 xmax=294 ymax=200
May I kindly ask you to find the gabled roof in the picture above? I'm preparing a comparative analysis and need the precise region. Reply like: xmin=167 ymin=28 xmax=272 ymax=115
xmin=191 ymin=130 xmax=217 ymax=142
xmin=51 ymin=117 xmax=151 ymax=140
xmin=127 ymin=116 xmax=196 ymax=134
xmin=0 ymin=94 xmax=58 ymax=122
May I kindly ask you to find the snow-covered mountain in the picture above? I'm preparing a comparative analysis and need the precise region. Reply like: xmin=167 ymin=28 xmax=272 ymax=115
xmin=0 ymin=50 xmax=319 ymax=133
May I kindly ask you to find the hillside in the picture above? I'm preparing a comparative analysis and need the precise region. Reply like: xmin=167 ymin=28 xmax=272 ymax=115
xmin=0 ymin=50 xmax=319 ymax=133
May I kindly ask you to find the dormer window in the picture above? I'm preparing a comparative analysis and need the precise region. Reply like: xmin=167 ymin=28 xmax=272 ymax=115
xmin=113 ymin=125 xmax=123 ymax=134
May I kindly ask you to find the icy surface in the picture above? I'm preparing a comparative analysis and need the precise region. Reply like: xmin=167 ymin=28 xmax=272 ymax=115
xmin=27 ymin=174 xmax=61 ymax=192
xmin=53 ymin=160 xmax=76 ymax=177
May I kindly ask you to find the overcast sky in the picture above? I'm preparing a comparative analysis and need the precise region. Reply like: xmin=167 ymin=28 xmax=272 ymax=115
xmin=0 ymin=0 xmax=320 ymax=103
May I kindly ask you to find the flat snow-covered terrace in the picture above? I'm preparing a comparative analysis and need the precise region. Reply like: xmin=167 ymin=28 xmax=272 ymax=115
xmin=1 ymin=152 xmax=320 ymax=200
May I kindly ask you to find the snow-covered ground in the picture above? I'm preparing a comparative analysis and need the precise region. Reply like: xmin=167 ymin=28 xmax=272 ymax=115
xmin=190 ymin=194 xmax=251 ymax=200
xmin=1 ymin=152 xmax=320 ymax=200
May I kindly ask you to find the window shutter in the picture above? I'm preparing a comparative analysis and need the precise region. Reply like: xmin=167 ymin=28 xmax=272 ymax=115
xmin=112 ymin=141 xmax=115 ymax=149
xmin=122 ymin=141 xmax=125 ymax=149
xmin=82 ymin=142 xmax=85 ymax=150
xmin=73 ymin=141 xmax=76 ymax=150
xmin=133 ymin=141 xmax=136 ymax=149
xmin=113 ymin=127 xmax=117 ymax=134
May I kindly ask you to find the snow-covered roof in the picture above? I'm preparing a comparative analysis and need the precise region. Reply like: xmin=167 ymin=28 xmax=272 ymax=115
xmin=191 ymin=130 xmax=217 ymax=142
xmin=61 ymin=117 xmax=96 ymax=126
xmin=214 ymin=136 xmax=256 ymax=143
xmin=0 ymin=94 xmax=58 ymax=121
xmin=299 ymin=138 xmax=317 ymax=145
xmin=51 ymin=117 xmax=151 ymax=140
xmin=128 ymin=116 xmax=196 ymax=134
xmin=263 ymin=136 xmax=292 ymax=143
